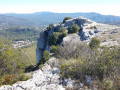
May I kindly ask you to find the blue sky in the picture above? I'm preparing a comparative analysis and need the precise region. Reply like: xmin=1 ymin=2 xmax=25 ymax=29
xmin=0 ymin=0 xmax=120 ymax=16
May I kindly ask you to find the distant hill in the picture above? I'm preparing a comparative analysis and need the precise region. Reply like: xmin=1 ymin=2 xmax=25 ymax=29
xmin=0 ymin=14 xmax=33 ymax=28
xmin=1 ymin=12 xmax=120 ymax=28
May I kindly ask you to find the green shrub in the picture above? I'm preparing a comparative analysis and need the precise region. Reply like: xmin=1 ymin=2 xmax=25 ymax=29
xmin=46 ymin=24 xmax=53 ymax=31
xmin=0 ymin=40 xmax=4 ymax=49
xmin=49 ymin=32 xmax=67 ymax=46
xmin=103 ymin=80 xmax=113 ymax=90
xmin=19 ymin=73 xmax=31 ymax=81
xmin=90 ymin=26 xmax=96 ymax=29
xmin=115 ymin=76 xmax=120 ymax=89
xmin=42 ymin=51 xmax=50 ymax=63
xmin=37 ymin=51 xmax=50 ymax=67
xmin=3 ymin=75 xmax=14 ymax=85
xmin=25 ymin=65 xmax=35 ymax=72
xmin=59 ymin=27 xmax=68 ymax=37
xmin=59 ymin=27 xmax=67 ymax=33
xmin=38 ymin=64 xmax=44 ymax=69
xmin=50 ymin=45 xmax=60 ymax=54
xmin=49 ymin=32 xmax=60 ymax=46
xmin=89 ymin=37 xmax=100 ymax=49
xmin=63 ymin=17 xmax=73 ymax=23
xmin=68 ymin=24 xmax=80 ymax=34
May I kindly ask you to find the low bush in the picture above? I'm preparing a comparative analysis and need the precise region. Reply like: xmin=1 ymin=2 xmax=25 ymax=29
xmin=46 ymin=24 xmax=53 ymax=31
xmin=115 ymin=76 xmax=120 ymax=89
xmin=50 ymin=45 xmax=60 ymax=54
xmin=42 ymin=51 xmax=50 ymax=63
xmin=25 ymin=65 xmax=35 ymax=72
xmin=3 ymin=75 xmax=14 ymax=85
xmin=0 ymin=40 xmax=4 ymax=49
xmin=37 ymin=51 xmax=50 ymax=68
xmin=68 ymin=24 xmax=80 ymax=34
xmin=89 ymin=37 xmax=100 ymax=49
xmin=38 ymin=64 xmax=44 ymax=69
xmin=103 ymin=80 xmax=113 ymax=90
xmin=59 ymin=27 xmax=67 ymax=33
xmin=18 ymin=73 xmax=31 ymax=81
xmin=56 ymin=42 xmax=92 ymax=59
xmin=63 ymin=17 xmax=73 ymax=23
xmin=90 ymin=26 xmax=96 ymax=29
xmin=49 ymin=32 xmax=67 ymax=46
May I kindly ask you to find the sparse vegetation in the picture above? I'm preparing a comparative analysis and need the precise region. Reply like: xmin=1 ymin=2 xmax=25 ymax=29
xmin=59 ymin=27 xmax=68 ymax=33
xmin=63 ymin=17 xmax=73 ymax=23
xmin=37 ymin=51 xmax=50 ymax=68
xmin=68 ymin=24 xmax=80 ymax=34
xmin=48 ymin=32 xmax=67 ymax=46
xmin=89 ymin=26 xmax=96 ymax=29
xmin=57 ymin=41 xmax=120 ymax=89
xmin=47 ymin=24 xmax=53 ymax=31
xmin=18 ymin=73 xmax=31 ymax=81
xmin=50 ymin=45 xmax=60 ymax=55
xmin=89 ymin=37 xmax=101 ymax=49
xmin=0 ymin=40 xmax=4 ymax=49
xmin=42 ymin=51 xmax=50 ymax=63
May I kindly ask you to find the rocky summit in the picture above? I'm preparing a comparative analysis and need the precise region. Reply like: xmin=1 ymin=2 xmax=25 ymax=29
xmin=36 ymin=16 xmax=120 ymax=64
xmin=1 ymin=16 xmax=120 ymax=90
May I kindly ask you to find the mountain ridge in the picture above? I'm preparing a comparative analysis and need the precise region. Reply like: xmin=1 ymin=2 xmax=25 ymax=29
xmin=1 ymin=12 xmax=120 ymax=28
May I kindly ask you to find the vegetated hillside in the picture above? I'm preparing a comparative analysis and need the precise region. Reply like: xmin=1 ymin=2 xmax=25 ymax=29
xmin=0 ymin=15 xmax=34 ymax=28
xmin=0 ymin=27 xmax=41 ymax=41
xmin=2 ymin=12 xmax=120 ymax=27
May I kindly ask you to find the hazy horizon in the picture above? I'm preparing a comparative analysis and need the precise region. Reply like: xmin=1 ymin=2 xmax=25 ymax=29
xmin=0 ymin=0 xmax=120 ymax=16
